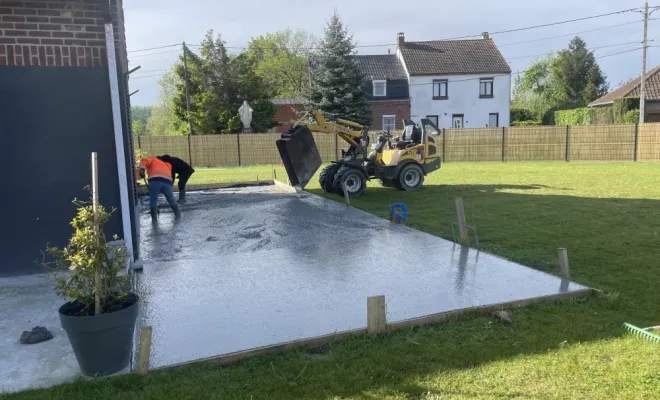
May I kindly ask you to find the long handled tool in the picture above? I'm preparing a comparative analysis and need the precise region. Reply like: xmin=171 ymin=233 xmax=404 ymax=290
xmin=623 ymin=323 xmax=660 ymax=344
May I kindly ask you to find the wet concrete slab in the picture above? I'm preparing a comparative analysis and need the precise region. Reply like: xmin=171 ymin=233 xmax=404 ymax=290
xmin=0 ymin=274 xmax=80 ymax=393
xmin=133 ymin=186 xmax=590 ymax=369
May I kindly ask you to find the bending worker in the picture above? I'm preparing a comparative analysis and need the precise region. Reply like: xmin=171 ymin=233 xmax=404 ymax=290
xmin=157 ymin=154 xmax=195 ymax=203
xmin=138 ymin=156 xmax=181 ymax=221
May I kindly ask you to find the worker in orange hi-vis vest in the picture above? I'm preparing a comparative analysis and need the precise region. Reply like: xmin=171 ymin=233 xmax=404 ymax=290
xmin=138 ymin=156 xmax=181 ymax=221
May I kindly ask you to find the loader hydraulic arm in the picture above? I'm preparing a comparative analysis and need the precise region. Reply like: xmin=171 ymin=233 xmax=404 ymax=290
xmin=300 ymin=110 xmax=366 ymax=148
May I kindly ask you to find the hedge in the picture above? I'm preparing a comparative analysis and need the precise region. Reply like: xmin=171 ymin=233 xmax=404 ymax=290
xmin=511 ymin=120 xmax=542 ymax=126
xmin=554 ymin=107 xmax=614 ymax=125
xmin=623 ymin=109 xmax=641 ymax=124
xmin=613 ymin=97 xmax=640 ymax=123
xmin=511 ymin=107 xmax=537 ymax=122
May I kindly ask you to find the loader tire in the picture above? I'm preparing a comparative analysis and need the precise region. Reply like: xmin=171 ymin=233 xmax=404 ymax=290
xmin=333 ymin=166 xmax=367 ymax=197
xmin=319 ymin=163 xmax=341 ymax=193
xmin=398 ymin=163 xmax=424 ymax=191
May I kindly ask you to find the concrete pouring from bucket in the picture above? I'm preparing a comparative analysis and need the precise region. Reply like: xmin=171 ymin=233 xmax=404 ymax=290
xmin=132 ymin=185 xmax=591 ymax=370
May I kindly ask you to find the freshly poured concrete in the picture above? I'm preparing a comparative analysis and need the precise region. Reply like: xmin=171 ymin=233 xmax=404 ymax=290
xmin=134 ymin=186 xmax=589 ymax=369
xmin=0 ymin=274 xmax=80 ymax=393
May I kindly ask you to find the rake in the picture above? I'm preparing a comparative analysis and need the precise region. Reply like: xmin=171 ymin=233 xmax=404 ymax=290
xmin=623 ymin=323 xmax=660 ymax=344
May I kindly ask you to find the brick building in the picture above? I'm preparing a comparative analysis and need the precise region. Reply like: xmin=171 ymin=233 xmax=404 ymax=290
xmin=270 ymin=98 xmax=305 ymax=133
xmin=352 ymin=54 xmax=411 ymax=132
xmin=0 ymin=0 xmax=136 ymax=276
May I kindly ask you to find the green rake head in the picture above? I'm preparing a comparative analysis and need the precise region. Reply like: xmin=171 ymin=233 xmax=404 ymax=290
xmin=623 ymin=323 xmax=660 ymax=344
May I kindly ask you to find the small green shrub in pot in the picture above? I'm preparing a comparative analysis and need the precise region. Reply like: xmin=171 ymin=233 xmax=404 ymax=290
xmin=41 ymin=189 xmax=139 ymax=377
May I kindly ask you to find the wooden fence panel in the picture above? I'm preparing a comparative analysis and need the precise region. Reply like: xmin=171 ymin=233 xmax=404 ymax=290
xmin=312 ymin=133 xmax=339 ymax=163
xmin=506 ymin=126 xmax=566 ymax=161
xmin=569 ymin=124 xmax=635 ymax=161
xmin=190 ymin=135 xmax=239 ymax=167
xmin=132 ymin=123 xmax=660 ymax=167
xmin=138 ymin=136 xmax=190 ymax=162
xmin=638 ymin=123 xmax=660 ymax=161
xmin=239 ymin=134 xmax=280 ymax=165
xmin=445 ymin=128 xmax=502 ymax=162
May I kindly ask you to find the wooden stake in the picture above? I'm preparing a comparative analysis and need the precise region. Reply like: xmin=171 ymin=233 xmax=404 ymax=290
xmin=367 ymin=295 xmax=386 ymax=335
xmin=558 ymin=248 xmax=570 ymax=279
xmin=91 ymin=152 xmax=101 ymax=316
xmin=342 ymin=182 xmax=350 ymax=206
xmin=137 ymin=326 xmax=153 ymax=375
xmin=455 ymin=197 xmax=469 ymax=246
xmin=272 ymin=168 xmax=276 ymax=180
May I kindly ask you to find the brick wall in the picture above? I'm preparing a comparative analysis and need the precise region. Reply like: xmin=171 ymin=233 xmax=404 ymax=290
xmin=0 ymin=0 xmax=125 ymax=67
xmin=369 ymin=99 xmax=411 ymax=131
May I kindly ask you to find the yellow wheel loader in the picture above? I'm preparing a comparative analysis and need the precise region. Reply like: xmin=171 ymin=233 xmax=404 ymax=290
xmin=275 ymin=110 xmax=441 ymax=197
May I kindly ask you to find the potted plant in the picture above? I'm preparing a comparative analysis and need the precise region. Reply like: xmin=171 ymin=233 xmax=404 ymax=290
xmin=41 ymin=189 xmax=139 ymax=377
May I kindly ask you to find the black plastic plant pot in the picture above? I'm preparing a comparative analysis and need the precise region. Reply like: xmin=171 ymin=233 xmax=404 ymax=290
xmin=58 ymin=293 xmax=139 ymax=377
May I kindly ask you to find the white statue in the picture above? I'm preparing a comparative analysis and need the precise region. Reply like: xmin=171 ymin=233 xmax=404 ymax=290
xmin=238 ymin=100 xmax=253 ymax=129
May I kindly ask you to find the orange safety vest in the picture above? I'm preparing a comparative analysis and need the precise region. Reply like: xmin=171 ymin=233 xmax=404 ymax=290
xmin=139 ymin=157 xmax=172 ymax=182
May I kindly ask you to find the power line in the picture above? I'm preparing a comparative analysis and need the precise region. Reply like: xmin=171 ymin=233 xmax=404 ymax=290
xmin=125 ymin=7 xmax=645 ymax=54
xmin=129 ymin=45 xmax=642 ymax=88
xmin=505 ymin=40 xmax=646 ymax=60
xmin=497 ymin=19 xmax=648 ymax=47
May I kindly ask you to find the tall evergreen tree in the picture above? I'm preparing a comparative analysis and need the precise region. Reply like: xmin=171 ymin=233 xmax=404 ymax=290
xmin=551 ymin=36 xmax=608 ymax=105
xmin=308 ymin=12 xmax=371 ymax=125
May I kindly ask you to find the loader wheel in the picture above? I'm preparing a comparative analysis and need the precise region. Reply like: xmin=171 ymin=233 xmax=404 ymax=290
xmin=333 ymin=166 xmax=367 ymax=197
xmin=398 ymin=163 xmax=424 ymax=191
xmin=319 ymin=163 xmax=341 ymax=193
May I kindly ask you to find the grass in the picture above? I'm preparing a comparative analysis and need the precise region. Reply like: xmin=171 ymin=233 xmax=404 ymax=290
xmin=187 ymin=164 xmax=286 ymax=185
xmin=7 ymin=162 xmax=660 ymax=399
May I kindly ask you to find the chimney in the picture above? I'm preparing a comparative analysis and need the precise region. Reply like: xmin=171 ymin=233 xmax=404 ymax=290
xmin=482 ymin=32 xmax=489 ymax=40
xmin=397 ymin=32 xmax=405 ymax=47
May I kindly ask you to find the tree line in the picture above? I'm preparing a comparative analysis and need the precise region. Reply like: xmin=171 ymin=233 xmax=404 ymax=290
xmin=131 ymin=12 xmax=370 ymax=136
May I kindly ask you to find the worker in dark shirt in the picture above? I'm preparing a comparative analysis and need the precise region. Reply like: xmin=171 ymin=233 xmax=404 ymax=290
xmin=157 ymin=155 xmax=195 ymax=203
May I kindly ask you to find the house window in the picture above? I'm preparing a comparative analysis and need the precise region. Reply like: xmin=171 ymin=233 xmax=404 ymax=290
xmin=433 ymin=79 xmax=448 ymax=99
xmin=373 ymin=80 xmax=386 ymax=97
xmin=382 ymin=115 xmax=396 ymax=131
xmin=480 ymin=78 xmax=494 ymax=98
xmin=488 ymin=113 xmax=499 ymax=127
xmin=426 ymin=115 xmax=439 ymax=127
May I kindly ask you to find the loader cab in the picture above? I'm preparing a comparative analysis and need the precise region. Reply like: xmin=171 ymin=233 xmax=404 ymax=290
xmin=419 ymin=118 xmax=441 ymax=160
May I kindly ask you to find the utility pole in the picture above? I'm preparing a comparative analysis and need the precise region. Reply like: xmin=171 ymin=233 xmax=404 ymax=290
xmin=183 ymin=42 xmax=194 ymax=164
xmin=640 ymin=1 xmax=649 ymax=124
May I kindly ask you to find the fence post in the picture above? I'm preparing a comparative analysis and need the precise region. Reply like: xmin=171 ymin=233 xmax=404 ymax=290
xmin=237 ymin=133 xmax=242 ymax=166
xmin=633 ymin=123 xmax=639 ymax=162
xmin=565 ymin=125 xmax=570 ymax=162
xmin=137 ymin=134 xmax=141 ymax=150
xmin=187 ymin=133 xmax=193 ymax=166
xmin=442 ymin=128 xmax=447 ymax=162
xmin=501 ymin=127 xmax=506 ymax=162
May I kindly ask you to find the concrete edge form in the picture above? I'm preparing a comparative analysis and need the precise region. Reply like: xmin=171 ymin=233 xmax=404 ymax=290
xmin=152 ymin=287 xmax=594 ymax=372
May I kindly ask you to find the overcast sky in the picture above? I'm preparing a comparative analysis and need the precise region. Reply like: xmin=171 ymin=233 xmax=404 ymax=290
xmin=124 ymin=0 xmax=659 ymax=106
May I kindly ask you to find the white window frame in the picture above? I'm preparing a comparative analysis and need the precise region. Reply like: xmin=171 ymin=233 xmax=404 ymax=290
xmin=373 ymin=80 xmax=387 ymax=97
xmin=382 ymin=114 xmax=396 ymax=131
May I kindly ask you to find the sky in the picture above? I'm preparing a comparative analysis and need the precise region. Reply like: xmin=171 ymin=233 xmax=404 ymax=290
xmin=124 ymin=0 xmax=660 ymax=106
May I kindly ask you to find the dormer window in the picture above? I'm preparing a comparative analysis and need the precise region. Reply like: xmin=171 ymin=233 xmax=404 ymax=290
xmin=373 ymin=80 xmax=386 ymax=97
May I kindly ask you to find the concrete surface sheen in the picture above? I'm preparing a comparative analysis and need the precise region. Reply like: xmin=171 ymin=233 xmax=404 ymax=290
xmin=135 ymin=187 xmax=589 ymax=369
xmin=0 ymin=274 xmax=80 ymax=393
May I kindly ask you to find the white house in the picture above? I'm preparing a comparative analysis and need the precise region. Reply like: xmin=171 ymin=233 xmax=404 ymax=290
xmin=395 ymin=32 xmax=512 ymax=129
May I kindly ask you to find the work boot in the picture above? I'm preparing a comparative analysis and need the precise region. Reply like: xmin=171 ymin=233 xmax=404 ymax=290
xmin=150 ymin=207 xmax=158 ymax=222
xmin=178 ymin=189 xmax=186 ymax=204
xmin=172 ymin=204 xmax=182 ymax=220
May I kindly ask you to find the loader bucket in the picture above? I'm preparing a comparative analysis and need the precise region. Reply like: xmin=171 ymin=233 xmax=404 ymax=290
xmin=276 ymin=125 xmax=322 ymax=190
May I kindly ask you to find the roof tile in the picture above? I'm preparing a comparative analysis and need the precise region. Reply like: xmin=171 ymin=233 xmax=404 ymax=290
xmin=399 ymin=39 xmax=511 ymax=76
xmin=589 ymin=64 xmax=660 ymax=106
xmin=351 ymin=54 xmax=408 ymax=80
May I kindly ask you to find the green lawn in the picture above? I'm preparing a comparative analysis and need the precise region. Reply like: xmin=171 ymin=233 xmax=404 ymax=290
xmin=8 ymin=162 xmax=660 ymax=399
